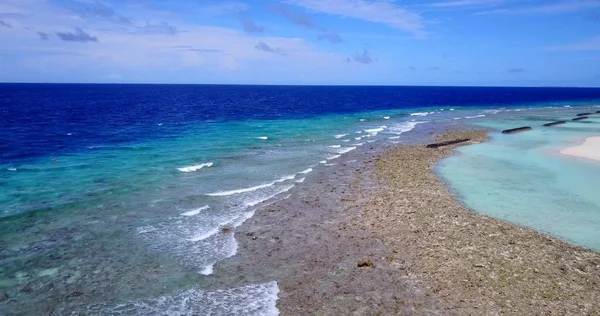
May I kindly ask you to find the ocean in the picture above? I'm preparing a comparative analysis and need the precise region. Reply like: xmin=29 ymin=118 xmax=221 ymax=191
xmin=1 ymin=84 xmax=600 ymax=315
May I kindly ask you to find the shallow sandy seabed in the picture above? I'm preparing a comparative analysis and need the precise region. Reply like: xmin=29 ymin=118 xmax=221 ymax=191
xmin=206 ymin=129 xmax=600 ymax=315
xmin=561 ymin=136 xmax=600 ymax=162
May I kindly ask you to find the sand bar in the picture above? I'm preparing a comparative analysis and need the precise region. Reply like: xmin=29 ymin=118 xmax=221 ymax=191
xmin=561 ymin=136 xmax=600 ymax=161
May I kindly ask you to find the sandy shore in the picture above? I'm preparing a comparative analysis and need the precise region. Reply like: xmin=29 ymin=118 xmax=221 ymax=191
xmin=208 ymin=129 xmax=600 ymax=315
xmin=561 ymin=136 xmax=600 ymax=161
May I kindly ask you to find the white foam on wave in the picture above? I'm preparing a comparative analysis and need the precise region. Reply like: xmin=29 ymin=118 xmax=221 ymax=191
xmin=329 ymin=145 xmax=341 ymax=148
xmin=7 ymin=168 xmax=17 ymax=171
xmin=299 ymin=168 xmax=313 ymax=174
xmin=564 ymin=105 xmax=571 ymax=108
xmin=326 ymin=154 xmax=341 ymax=160
xmin=334 ymin=134 xmax=347 ymax=139
xmin=355 ymin=131 xmax=362 ymax=134
xmin=138 ymin=179 xmax=296 ymax=288
xmin=295 ymin=177 xmax=305 ymax=183
xmin=245 ymin=185 xmax=294 ymax=207
xmin=257 ymin=136 xmax=268 ymax=140
xmin=453 ymin=117 xmax=462 ymax=120
xmin=410 ymin=111 xmax=435 ymax=117
xmin=137 ymin=226 xmax=158 ymax=235
xmin=484 ymin=109 xmax=503 ymax=114
xmin=360 ymin=119 xmax=365 ymax=122
xmin=200 ymin=184 xmax=294 ymax=274
xmin=79 ymin=281 xmax=280 ymax=316
xmin=355 ymin=137 xmax=362 ymax=140
xmin=364 ymin=126 xmax=387 ymax=135
xmin=333 ymin=146 xmax=356 ymax=154
xmin=388 ymin=121 xmax=421 ymax=135
xmin=200 ymin=265 xmax=214 ymax=276
xmin=278 ymin=174 xmax=296 ymax=181
xmin=319 ymin=160 xmax=327 ymax=164
xmin=207 ymin=173 xmax=296 ymax=197
xmin=465 ymin=114 xmax=486 ymax=119
xmin=341 ymin=139 xmax=350 ymax=142
xmin=324 ymin=163 xmax=337 ymax=166
xmin=389 ymin=136 xmax=401 ymax=140
xmin=189 ymin=227 xmax=220 ymax=242
xmin=181 ymin=205 xmax=210 ymax=217
xmin=353 ymin=143 xmax=364 ymax=146
xmin=178 ymin=162 xmax=213 ymax=173
xmin=383 ymin=116 xmax=390 ymax=120
xmin=207 ymin=182 xmax=274 ymax=197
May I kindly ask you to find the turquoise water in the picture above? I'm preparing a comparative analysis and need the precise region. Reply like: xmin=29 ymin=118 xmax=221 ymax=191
xmin=3 ymin=98 xmax=600 ymax=314
xmin=0 ymin=107 xmax=442 ymax=315
xmin=438 ymin=106 xmax=600 ymax=250
xmin=3 ymin=84 xmax=600 ymax=314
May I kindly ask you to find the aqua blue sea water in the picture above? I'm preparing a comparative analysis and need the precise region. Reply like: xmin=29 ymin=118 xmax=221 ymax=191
xmin=1 ymin=84 xmax=600 ymax=315
xmin=437 ymin=106 xmax=600 ymax=251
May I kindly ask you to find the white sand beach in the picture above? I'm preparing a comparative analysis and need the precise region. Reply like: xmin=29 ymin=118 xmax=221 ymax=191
xmin=560 ymin=136 xmax=600 ymax=161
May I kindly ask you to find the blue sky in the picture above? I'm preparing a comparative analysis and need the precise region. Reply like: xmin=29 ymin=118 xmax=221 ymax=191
xmin=0 ymin=0 xmax=599 ymax=86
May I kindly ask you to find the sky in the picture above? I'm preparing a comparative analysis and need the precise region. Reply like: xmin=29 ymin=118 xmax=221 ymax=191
xmin=0 ymin=0 xmax=599 ymax=86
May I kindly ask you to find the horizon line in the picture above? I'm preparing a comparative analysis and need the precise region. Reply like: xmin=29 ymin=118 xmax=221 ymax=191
xmin=1 ymin=82 xmax=600 ymax=89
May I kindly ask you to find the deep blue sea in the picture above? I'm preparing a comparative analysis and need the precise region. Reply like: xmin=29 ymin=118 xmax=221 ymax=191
xmin=1 ymin=84 xmax=600 ymax=315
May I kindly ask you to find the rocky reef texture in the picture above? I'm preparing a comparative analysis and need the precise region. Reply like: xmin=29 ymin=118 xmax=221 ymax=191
xmin=501 ymin=126 xmax=532 ymax=134
xmin=208 ymin=129 xmax=599 ymax=315
xmin=353 ymin=130 xmax=600 ymax=314
xmin=543 ymin=121 xmax=566 ymax=127
xmin=573 ymin=116 xmax=589 ymax=121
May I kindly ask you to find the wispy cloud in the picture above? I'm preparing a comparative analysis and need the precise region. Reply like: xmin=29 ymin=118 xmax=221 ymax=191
xmin=318 ymin=32 xmax=343 ymax=43
xmin=0 ymin=19 xmax=12 ymax=28
xmin=255 ymin=41 xmax=286 ymax=55
xmin=38 ymin=32 xmax=50 ymax=40
xmin=270 ymin=5 xmax=343 ymax=43
xmin=199 ymin=2 xmax=250 ymax=15
xmin=239 ymin=17 xmax=264 ymax=33
xmin=65 ymin=0 xmax=131 ymax=24
xmin=188 ymin=48 xmax=224 ymax=54
xmin=346 ymin=50 xmax=376 ymax=64
xmin=431 ymin=0 xmax=508 ymax=8
xmin=546 ymin=36 xmax=600 ymax=50
xmin=282 ymin=0 xmax=425 ymax=35
xmin=270 ymin=5 xmax=317 ymax=28
xmin=173 ymin=46 xmax=224 ymax=54
xmin=137 ymin=21 xmax=178 ymax=35
xmin=477 ymin=1 xmax=600 ymax=15
xmin=55 ymin=27 xmax=98 ymax=42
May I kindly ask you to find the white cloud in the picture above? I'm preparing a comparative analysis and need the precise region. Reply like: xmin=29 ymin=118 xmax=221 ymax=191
xmin=281 ymin=0 xmax=425 ymax=35
xmin=476 ymin=0 xmax=600 ymax=15
xmin=0 ymin=0 xmax=357 ymax=83
xmin=197 ymin=1 xmax=250 ymax=15
xmin=431 ymin=0 xmax=508 ymax=8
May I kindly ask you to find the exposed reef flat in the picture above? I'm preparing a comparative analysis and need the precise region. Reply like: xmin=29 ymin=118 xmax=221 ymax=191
xmin=358 ymin=131 xmax=600 ymax=314
xmin=207 ymin=130 xmax=600 ymax=315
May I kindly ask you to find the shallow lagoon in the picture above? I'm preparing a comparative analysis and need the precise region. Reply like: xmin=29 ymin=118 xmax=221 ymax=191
xmin=438 ymin=109 xmax=600 ymax=250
